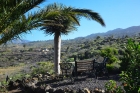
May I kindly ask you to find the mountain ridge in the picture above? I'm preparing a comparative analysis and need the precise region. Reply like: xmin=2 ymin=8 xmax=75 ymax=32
xmin=76 ymin=25 xmax=140 ymax=40
xmin=12 ymin=25 xmax=140 ymax=43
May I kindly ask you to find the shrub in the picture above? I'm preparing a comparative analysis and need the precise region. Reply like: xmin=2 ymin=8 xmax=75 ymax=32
xmin=120 ymin=38 xmax=140 ymax=93
xmin=105 ymin=80 xmax=124 ymax=93
xmin=100 ymin=47 xmax=118 ymax=64
xmin=31 ymin=61 xmax=54 ymax=75
xmin=66 ymin=58 xmax=74 ymax=62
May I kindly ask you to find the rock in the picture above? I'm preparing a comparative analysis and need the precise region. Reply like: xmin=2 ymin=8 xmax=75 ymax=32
xmin=46 ymin=72 xmax=51 ymax=76
xmin=39 ymin=74 xmax=43 ymax=78
xmin=84 ymin=88 xmax=90 ymax=93
xmin=98 ymin=88 xmax=103 ymax=93
xmin=45 ymin=84 xmax=52 ymax=91
xmin=32 ymin=77 xmax=38 ymax=84
xmin=69 ymin=89 xmax=77 ymax=93
xmin=101 ymin=89 xmax=105 ymax=93
xmin=64 ymin=87 xmax=71 ymax=92
xmin=94 ymin=87 xmax=99 ymax=92
xmin=8 ymin=81 xmax=18 ymax=90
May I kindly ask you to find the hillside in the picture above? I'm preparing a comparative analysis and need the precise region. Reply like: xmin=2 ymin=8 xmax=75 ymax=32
xmin=6 ymin=25 xmax=140 ymax=45
xmin=0 ymin=25 xmax=140 ymax=67
xmin=76 ymin=25 xmax=140 ymax=40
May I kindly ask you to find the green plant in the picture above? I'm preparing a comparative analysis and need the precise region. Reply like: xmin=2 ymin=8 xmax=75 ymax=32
xmin=120 ymin=38 xmax=140 ymax=93
xmin=0 ymin=80 xmax=9 ymax=92
xmin=11 ymin=73 xmax=30 ymax=81
xmin=0 ymin=86 xmax=8 ymax=93
xmin=100 ymin=47 xmax=118 ymax=64
xmin=31 ymin=61 xmax=54 ymax=75
xmin=120 ymin=71 xmax=140 ymax=93
xmin=66 ymin=58 xmax=74 ymax=62
xmin=105 ymin=80 xmax=124 ymax=93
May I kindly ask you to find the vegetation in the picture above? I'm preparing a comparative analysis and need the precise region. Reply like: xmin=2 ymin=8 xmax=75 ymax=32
xmin=105 ymin=38 xmax=140 ymax=93
xmin=0 ymin=1 xmax=140 ymax=92
xmin=0 ymin=0 xmax=45 ymax=44
xmin=119 ymin=39 xmax=140 ymax=93
xmin=105 ymin=80 xmax=124 ymax=93
xmin=100 ymin=47 xmax=118 ymax=64
xmin=31 ymin=61 xmax=54 ymax=75
xmin=0 ymin=37 xmax=140 ymax=92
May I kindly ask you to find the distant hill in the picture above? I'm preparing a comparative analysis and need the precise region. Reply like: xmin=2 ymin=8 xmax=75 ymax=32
xmin=8 ymin=38 xmax=31 ymax=44
xmin=85 ymin=25 xmax=140 ymax=39
xmin=11 ymin=25 xmax=140 ymax=44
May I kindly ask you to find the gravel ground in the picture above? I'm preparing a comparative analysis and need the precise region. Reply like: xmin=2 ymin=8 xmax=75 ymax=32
xmin=43 ymin=74 xmax=122 ymax=91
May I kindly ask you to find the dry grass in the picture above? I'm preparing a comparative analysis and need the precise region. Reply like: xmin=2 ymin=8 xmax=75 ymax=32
xmin=0 ymin=66 xmax=24 ymax=81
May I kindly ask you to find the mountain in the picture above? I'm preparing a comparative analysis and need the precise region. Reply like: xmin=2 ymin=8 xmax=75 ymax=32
xmin=9 ymin=38 xmax=31 ymax=44
xmin=10 ymin=25 xmax=140 ymax=44
xmin=85 ymin=25 xmax=140 ymax=39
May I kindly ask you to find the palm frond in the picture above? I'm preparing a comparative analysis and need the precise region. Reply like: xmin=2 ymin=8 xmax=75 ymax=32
xmin=0 ymin=0 xmax=45 ymax=44
xmin=72 ymin=9 xmax=105 ymax=26
xmin=39 ymin=3 xmax=105 ymax=36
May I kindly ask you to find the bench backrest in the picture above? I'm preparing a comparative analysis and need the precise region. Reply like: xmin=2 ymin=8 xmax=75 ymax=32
xmin=74 ymin=59 xmax=96 ymax=74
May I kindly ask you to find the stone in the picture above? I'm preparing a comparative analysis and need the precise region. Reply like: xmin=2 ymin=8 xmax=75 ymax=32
xmin=45 ymin=84 xmax=52 ymax=91
xmin=84 ymin=88 xmax=90 ymax=93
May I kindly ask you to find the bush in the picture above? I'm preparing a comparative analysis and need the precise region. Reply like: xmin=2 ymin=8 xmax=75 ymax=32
xmin=104 ymin=39 xmax=140 ymax=93
xmin=31 ymin=61 xmax=54 ymax=75
xmin=120 ymin=39 xmax=140 ymax=93
xmin=100 ymin=47 xmax=118 ymax=64
xmin=66 ymin=58 xmax=74 ymax=62
xmin=105 ymin=80 xmax=124 ymax=93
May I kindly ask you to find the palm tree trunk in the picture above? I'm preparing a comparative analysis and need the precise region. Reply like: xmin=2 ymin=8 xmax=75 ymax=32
xmin=54 ymin=32 xmax=61 ymax=75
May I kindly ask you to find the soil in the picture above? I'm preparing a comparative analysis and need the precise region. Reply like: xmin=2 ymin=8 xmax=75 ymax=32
xmin=37 ymin=73 xmax=121 ymax=91
xmin=6 ymin=73 xmax=122 ymax=93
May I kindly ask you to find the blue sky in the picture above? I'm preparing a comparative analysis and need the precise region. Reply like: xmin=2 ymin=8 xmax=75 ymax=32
xmin=24 ymin=0 xmax=140 ymax=41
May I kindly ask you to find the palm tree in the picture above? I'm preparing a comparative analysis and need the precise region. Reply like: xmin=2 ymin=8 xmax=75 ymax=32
xmin=40 ymin=3 xmax=105 ymax=74
xmin=0 ymin=0 xmax=45 ymax=44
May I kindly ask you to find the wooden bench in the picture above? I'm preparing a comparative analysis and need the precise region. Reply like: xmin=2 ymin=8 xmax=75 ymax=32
xmin=59 ymin=57 xmax=109 ymax=82
xmin=74 ymin=59 xmax=97 ymax=79
xmin=74 ymin=57 xmax=109 ymax=80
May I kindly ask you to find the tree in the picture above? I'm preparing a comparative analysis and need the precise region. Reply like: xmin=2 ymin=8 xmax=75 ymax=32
xmin=40 ymin=3 xmax=105 ymax=74
xmin=0 ymin=0 xmax=45 ymax=44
